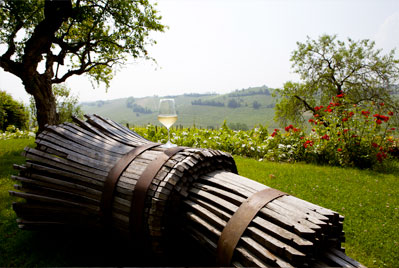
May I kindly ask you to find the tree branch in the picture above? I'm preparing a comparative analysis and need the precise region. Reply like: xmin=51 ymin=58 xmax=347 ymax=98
xmin=22 ymin=0 xmax=73 ymax=75
xmin=52 ymin=58 xmax=119 ymax=84
xmin=0 ymin=56 xmax=23 ymax=77
xmin=294 ymin=95 xmax=315 ymax=114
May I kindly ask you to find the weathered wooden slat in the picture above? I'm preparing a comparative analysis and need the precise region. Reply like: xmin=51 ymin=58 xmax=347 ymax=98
xmin=187 ymin=186 xmax=315 ymax=252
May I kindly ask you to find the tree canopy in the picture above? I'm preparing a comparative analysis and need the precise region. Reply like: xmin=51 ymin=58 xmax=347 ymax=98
xmin=0 ymin=0 xmax=165 ymax=132
xmin=274 ymin=34 xmax=399 ymax=126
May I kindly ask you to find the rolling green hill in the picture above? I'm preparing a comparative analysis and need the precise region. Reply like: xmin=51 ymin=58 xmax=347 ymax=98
xmin=80 ymin=86 xmax=279 ymax=129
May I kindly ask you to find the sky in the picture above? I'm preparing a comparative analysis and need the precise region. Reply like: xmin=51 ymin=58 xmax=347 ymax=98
xmin=1 ymin=0 xmax=399 ymax=104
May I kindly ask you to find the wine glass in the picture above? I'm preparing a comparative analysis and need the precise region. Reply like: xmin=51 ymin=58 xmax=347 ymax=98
xmin=158 ymin=98 xmax=178 ymax=148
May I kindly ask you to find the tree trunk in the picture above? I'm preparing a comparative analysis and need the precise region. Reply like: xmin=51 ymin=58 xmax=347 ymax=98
xmin=23 ymin=75 xmax=58 ymax=133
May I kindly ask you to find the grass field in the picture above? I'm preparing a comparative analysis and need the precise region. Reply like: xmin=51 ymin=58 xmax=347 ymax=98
xmin=1 ymin=139 xmax=398 ymax=267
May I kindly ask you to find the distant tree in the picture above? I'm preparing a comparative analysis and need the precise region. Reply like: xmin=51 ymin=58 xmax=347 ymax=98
xmin=131 ymin=103 xmax=152 ymax=114
xmin=0 ymin=0 xmax=165 ymax=132
xmin=192 ymin=99 xmax=225 ymax=107
xmin=30 ymin=84 xmax=84 ymax=126
xmin=0 ymin=90 xmax=29 ymax=131
xmin=126 ymin=97 xmax=135 ymax=108
xmin=228 ymin=122 xmax=249 ymax=131
xmin=227 ymin=99 xmax=241 ymax=108
xmin=252 ymin=101 xmax=261 ymax=109
xmin=96 ymin=101 xmax=105 ymax=107
xmin=274 ymin=34 xmax=399 ymax=126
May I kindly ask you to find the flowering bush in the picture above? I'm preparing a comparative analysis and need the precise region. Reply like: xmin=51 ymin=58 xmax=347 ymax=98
xmin=133 ymin=95 xmax=397 ymax=169
xmin=302 ymin=94 xmax=397 ymax=168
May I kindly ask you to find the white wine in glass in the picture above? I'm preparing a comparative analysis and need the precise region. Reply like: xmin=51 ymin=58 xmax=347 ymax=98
xmin=158 ymin=98 xmax=178 ymax=148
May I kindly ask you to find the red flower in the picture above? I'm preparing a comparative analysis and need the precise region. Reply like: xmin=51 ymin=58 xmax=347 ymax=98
xmin=342 ymin=118 xmax=348 ymax=122
xmin=391 ymin=128 xmax=396 ymax=130
xmin=325 ymin=108 xmax=333 ymax=113
xmin=348 ymin=111 xmax=354 ymax=117
xmin=293 ymin=128 xmax=300 ymax=132
xmin=376 ymin=152 xmax=387 ymax=163
xmin=361 ymin=110 xmax=370 ymax=117
xmin=336 ymin=93 xmax=345 ymax=98
xmin=337 ymin=148 xmax=342 ymax=152
xmin=271 ymin=132 xmax=276 ymax=137
xmin=373 ymin=114 xmax=389 ymax=123
xmin=314 ymin=106 xmax=323 ymax=111
xmin=300 ymin=136 xmax=304 ymax=139
xmin=388 ymin=111 xmax=394 ymax=116
xmin=303 ymin=140 xmax=313 ymax=148
xmin=308 ymin=119 xmax=315 ymax=124
xmin=343 ymin=129 xmax=349 ymax=133
xmin=380 ymin=102 xmax=384 ymax=106
xmin=321 ymin=134 xmax=330 ymax=140
xmin=372 ymin=142 xmax=378 ymax=148
xmin=285 ymin=124 xmax=294 ymax=132
xmin=314 ymin=114 xmax=320 ymax=118
xmin=382 ymin=115 xmax=389 ymax=122
xmin=376 ymin=119 xmax=382 ymax=125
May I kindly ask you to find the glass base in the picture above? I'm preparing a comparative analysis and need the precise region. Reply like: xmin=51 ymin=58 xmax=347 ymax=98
xmin=161 ymin=140 xmax=177 ymax=148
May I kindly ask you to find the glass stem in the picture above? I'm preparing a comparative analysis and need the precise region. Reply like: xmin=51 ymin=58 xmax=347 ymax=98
xmin=167 ymin=127 xmax=170 ymax=143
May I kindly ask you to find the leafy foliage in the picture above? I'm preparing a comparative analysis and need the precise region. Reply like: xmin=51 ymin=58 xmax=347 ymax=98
xmin=0 ymin=0 xmax=165 ymax=85
xmin=0 ymin=0 xmax=165 ymax=131
xmin=275 ymin=34 xmax=399 ymax=126
xmin=0 ymin=91 xmax=29 ymax=131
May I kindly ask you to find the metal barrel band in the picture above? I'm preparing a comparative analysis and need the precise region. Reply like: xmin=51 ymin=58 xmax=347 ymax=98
xmin=100 ymin=142 xmax=161 ymax=228
xmin=129 ymin=146 xmax=186 ymax=238
xmin=216 ymin=188 xmax=288 ymax=266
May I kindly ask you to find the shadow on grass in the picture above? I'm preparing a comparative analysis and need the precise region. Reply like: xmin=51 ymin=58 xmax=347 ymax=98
xmin=1 ymin=223 xmax=214 ymax=267
xmin=368 ymin=159 xmax=399 ymax=176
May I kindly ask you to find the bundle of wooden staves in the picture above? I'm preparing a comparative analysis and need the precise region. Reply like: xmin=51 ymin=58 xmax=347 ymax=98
xmin=10 ymin=114 xmax=365 ymax=267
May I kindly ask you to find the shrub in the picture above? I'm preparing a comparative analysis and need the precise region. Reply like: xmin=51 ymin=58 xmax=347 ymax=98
xmin=0 ymin=91 xmax=30 ymax=131
xmin=297 ymin=94 xmax=396 ymax=168
xmin=132 ymin=108 xmax=397 ymax=170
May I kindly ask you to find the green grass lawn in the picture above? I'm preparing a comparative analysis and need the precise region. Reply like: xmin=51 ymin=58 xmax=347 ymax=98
xmin=1 ymin=139 xmax=398 ymax=267
xmin=235 ymin=156 xmax=399 ymax=268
